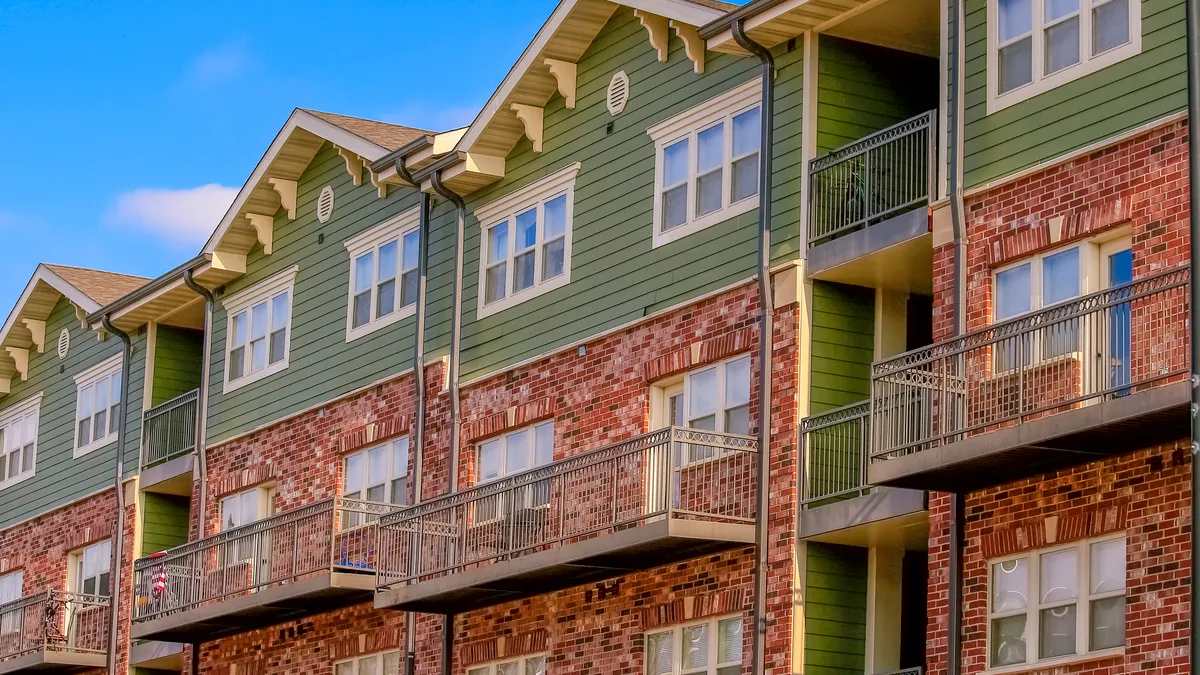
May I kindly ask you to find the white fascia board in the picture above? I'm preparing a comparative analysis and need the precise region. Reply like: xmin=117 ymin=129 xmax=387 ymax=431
xmin=622 ymin=0 xmax=727 ymax=26
xmin=0 ymin=265 xmax=102 ymax=351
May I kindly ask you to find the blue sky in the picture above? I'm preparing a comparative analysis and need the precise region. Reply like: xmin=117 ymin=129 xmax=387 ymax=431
xmin=0 ymin=0 xmax=557 ymax=311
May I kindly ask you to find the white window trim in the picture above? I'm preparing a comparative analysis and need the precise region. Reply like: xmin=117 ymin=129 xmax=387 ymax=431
xmin=221 ymin=266 xmax=298 ymax=394
xmin=474 ymin=163 xmax=580 ymax=319
xmin=334 ymin=648 xmax=403 ymax=675
xmin=985 ymin=534 xmax=1126 ymax=673
xmin=651 ymin=354 xmax=753 ymax=466
xmin=647 ymin=78 xmax=762 ymax=249
xmin=67 ymin=539 xmax=112 ymax=597
xmin=643 ymin=613 xmax=744 ymax=675
xmin=991 ymin=233 xmax=1132 ymax=323
xmin=986 ymin=0 xmax=1141 ymax=113
xmin=476 ymin=420 xmax=555 ymax=485
xmin=344 ymin=207 xmax=421 ymax=342
xmin=342 ymin=437 xmax=411 ymax=507
xmin=72 ymin=354 xmax=122 ymax=458
xmin=466 ymin=653 xmax=547 ymax=675
xmin=0 ymin=393 xmax=41 ymax=491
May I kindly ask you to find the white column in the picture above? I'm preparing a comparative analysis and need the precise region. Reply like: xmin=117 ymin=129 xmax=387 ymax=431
xmin=865 ymin=547 xmax=904 ymax=675
xmin=874 ymin=289 xmax=910 ymax=360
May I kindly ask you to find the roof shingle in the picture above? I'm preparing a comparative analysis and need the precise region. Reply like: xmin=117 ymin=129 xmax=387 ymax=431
xmin=44 ymin=264 xmax=149 ymax=307
xmin=301 ymin=110 xmax=432 ymax=151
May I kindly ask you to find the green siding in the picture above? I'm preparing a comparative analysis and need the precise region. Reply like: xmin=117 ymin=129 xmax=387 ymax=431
xmin=816 ymin=36 xmax=939 ymax=155
xmin=140 ymin=492 xmax=190 ymax=556
xmin=809 ymin=281 xmax=875 ymax=414
xmin=962 ymin=0 xmax=1186 ymax=187
xmin=805 ymin=543 xmax=868 ymax=675
xmin=0 ymin=297 xmax=144 ymax=528
xmin=151 ymin=326 xmax=202 ymax=407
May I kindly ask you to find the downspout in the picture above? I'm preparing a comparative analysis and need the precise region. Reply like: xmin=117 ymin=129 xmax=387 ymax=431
xmin=100 ymin=315 xmax=133 ymax=675
xmin=1185 ymin=0 xmax=1200 ymax=666
xmin=183 ymin=270 xmax=214 ymax=541
xmin=731 ymin=20 xmax=774 ymax=675
xmin=429 ymin=169 xmax=466 ymax=675
xmin=396 ymin=158 xmax=429 ymax=675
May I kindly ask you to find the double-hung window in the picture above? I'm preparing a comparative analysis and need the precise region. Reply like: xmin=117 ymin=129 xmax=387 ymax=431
xmin=476 ymin=421 xmax=554 ymax=520
xmin=645 ymin=615 xmax=744 ymax=675
xmin=994 ymin=245 xmax=1084 ymax=370
xmin=223 ymin=266 xmax=297 ymax=392
xmin=660 ymin=355 xmax=751 ymax=462
xmin=989 ymin=536 xmax=1126 ymax=668
xmin=467 ymin=654 xmax=547 ymax=675
xmin=0 ymin=570 xmax=22 ymax=637
xmin=73 ymin=355 xmax=121 ymax=457
xmin=342 ymin=438 xmax=410 ymax=528
xmin=990 ymin=0 xmax=1139 ymax=111
xmin=335 ymin=650 xmax=402 ymax=675
xmin=476 ymin=163 xmax=579 ymax=318
xmin=220 ymin=486 xmax=273 ymax=565
xmin=344 ymin=208 xmax=421 ymax=340
xmin=648 ymin=79 xmax=762 ymax=247
xmin=0 ymin=394 xmax=39 ymax=488
xmin=70 ymin=540 xmax=112 ymax=597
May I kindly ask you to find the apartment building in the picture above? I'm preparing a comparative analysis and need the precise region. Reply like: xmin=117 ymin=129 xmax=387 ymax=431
xmin=0 ymin=0 xmax=1192 ymax=672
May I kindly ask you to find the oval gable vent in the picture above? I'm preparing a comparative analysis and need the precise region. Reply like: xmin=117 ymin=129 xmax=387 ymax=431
xmin=317 ymin=185 xmax=335 ymax=223
xmin=607 ymin=71 xmax=630 ymax=116
xmin=57 ymin=327 xmax=70 ymax=360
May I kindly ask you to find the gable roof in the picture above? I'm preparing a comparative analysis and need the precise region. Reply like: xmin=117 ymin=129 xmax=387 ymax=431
xmin=301 ymin=110 xmax=430 ymax=151
xmin=43 ymin=264 xmax=149 ymax=307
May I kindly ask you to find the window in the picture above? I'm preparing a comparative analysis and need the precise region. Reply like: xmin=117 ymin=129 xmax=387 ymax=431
xmin=344 ymin=208 xmax=421 ymax=341
xmin=467 ymin=654 xmax=547 ymax=675
xmin=989 ymin=536 xmax=1126 ymax=668
xmin=70 ymin=541 xmax=111 ymax=597
xmin=659 ymin=355 xmax=751 ymax=462
xmin=220 ymin=486 xmax=273 ymax=564
xmin=0 ymin=570 xmax=22 ymax=637
xmin=223 ymin=266 xmax=297 ymax=392
xmin=73 ymin=354 xmax=122 ymax=457
xmin=476 ymin=421 xmax=554 ymax=521
xmin=0 ymin=394 xmax=39 ymax=488
xmin=342 ymin=438 xmax=410 ymax=528
xmin=335 ymin=650 xmax=402 ymax=675
xmin=475 ymin=163 xmax=579 ymax=318
xmin=989 ymin=0 xmax=1139 ymax=111
xmin=645 ymin=615 xmax=743 ymax=675
xmin=648 ymin=79 xmax=762 ymax=248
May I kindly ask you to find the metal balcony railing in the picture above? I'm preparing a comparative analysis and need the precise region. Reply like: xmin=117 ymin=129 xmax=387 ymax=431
xmin=808 ymin=110 xmax=937 ymax=246
xmin=131 ymin=497 xmax=402 ymax=624
xmin=800 ymin=401 xmax=870 ymax=507
xmin=870 ymin=266 xmax=1190 ymax=461
xmin=375 ymin=427 xmax=758 ymax=592
xmin=0 ymin=591 xmax=109 ymax=662
xmin=142 ymin=389 xmax=199 ymax=468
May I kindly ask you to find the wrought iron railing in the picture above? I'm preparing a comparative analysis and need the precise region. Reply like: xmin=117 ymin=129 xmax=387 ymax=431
xmin=876 ymin=668 xmax=923 ymax=675
xmin=142 ymin=389 xmax=200 ymax=468
xmin=870 ymin=266 xmax=1190 ymax=461
xmin=808 ymin=110 xmax=937 ymax=246
xmin=800 ymin=402 xmax=870 ymax=506
xmin=375 ymin=427 xmax=758 ymax=592
xmin=0 ymin=591 xmax=109 ymax=662
xmin=131 ymin=497 xmax=403 ymax=623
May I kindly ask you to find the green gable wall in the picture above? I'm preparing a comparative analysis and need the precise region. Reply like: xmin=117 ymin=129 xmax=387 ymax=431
xmin=962 ymin=0 xmax=1185 ymax=187
xmin=804 ymin=542 xmax=868 ymax=675
xmin=140 ymin=491 xmax=190 ymax=556
xmin=205 ymin=150 xmax=426 ymax=443
xmin=810 ymin=281 xmax=875 ymax=414
xmin=151 ymin=326 xmax=203 ymax=407
xmin=816 ymin=36 xmax=940 ymax=156
xmin=0 ymin=296 xmax=145 ymax=528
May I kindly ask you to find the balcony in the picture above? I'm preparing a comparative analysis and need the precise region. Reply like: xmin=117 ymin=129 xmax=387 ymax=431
xmin=807 ymin=110 xmax=936 ymax=294
xmin=0 ymin=591 xmax=109 ymax=673
xmin=130 ymin=497 xmax=401 ymax=642
xmin=868 ymin=266 xmax=1191 ymax=492
xmin=140 ymin=389 xmax=199 ymax=494
xmin=374 ymin=427 xmax=758 ymax=613
xmin=799 ymin=403 xmax=926 ymax=547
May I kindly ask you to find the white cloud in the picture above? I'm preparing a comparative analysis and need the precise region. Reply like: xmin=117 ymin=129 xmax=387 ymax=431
xmin=186 ymin=40 xmax=254 ymax=88
xmin=107 ymin=184 xmax=237 ymax=247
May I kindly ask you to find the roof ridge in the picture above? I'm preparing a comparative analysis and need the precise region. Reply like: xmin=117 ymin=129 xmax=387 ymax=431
xmin=43 ymin=263 xmax=149 ymax=280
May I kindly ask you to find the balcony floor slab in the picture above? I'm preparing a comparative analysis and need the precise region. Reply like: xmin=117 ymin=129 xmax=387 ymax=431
xmin=800 ymin=488 xmax=927 ymax=549
xmin=0 ymin=650 xmax=107 ymax=674
xmin=140 ymin=454 xmax=194 ymax=496
xmin=375 ymin=518 xmax=755 ymax=614
xmin=808 ymin=208 xmax=932 ymax=295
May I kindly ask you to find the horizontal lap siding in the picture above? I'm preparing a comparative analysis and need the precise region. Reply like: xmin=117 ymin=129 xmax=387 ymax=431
xmin=206 ymin=150 xmax=425 ymax=443
xmin=809 ymin=281 xmax=875 ymax=414
xmin=0 ymin=297 xmax=126 ymax=528
xmin=151 ymin=325 xmax=202 ymax=407
xmin=140 ymin=491 xmax=189 ymax=556
xmin=962 ymin=0 xmax=1185 ymax=187
xmin=805 ymin=542 xmax=868 ymax=675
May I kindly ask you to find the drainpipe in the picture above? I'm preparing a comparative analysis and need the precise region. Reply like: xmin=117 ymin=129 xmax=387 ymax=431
xmin=100 ymin=315 xmax=133 ymax=675
xmin=396 ymin=158 xmax=429 ymax=675
xmin=1185 ymin=0 xmax=1200 ymax=664
xmin=183 ymin=270 xmax=214 ymax=541
xmin=731 ymin=20 xmax=774 ymax=675
xmin=429 ymin=168 xmax=466 ymax=675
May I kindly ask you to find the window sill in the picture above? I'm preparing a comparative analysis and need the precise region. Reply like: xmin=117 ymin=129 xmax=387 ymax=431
xmin=477 ymin=270 xmax=571 ymax=320
xmin=74 ymin=435 xmax=117 ymax=459
xmin=223 ymin=360 xmax=289 ymax=395
xmin=652 ymin=197 xmax=757 ymax=249
xmin=987 ymin=39 xmax=1140 ymax=115
xmin=981 ymin=351 xmax=1083 ymax=383
xmin=983 ymin=647 xmax=1124 ymax=675
xmin=346 ymin=303 xmax=417 ymax=343
xmin=0 ymin=471 xmax=35 ymax=491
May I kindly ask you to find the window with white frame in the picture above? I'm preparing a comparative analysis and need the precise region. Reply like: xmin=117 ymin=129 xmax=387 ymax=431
xmin=989 ymin=0 xmax=1140 ymax=111
xmin=344 ymin=208 xmax=421 ymax=341
xmin=69 ymin=540 xmax=112 ymax=597
xmin=475 ymin=163 xmax=579 ymax=318
xmin=0 ymin=394 xmax=39 ymax=489
xmin=223 ymin=266 xmax=297 ymax=392
xmin=342 ymin=438 xmax=410 ymax=529
xmin=220 ymin=486 xmax=273 ymax=564
xmin=647 ymin=78 xmax=762 ymax=248
xmin=658 ymin=355 xmax=751 ymax=462
xmin=0 ymin=570 xmax=22 ymax=636
xmin=989 ymin=536 xmax=1126 ymax=668
xmin=334 ymin=649 xmax=402 ymax=675
xmin=645 ymin=614 xmax=743 ymax=675
xmin=476 ymin=421 xmax=554 ymax=521
xmin=467 ymin=654 xmax=547 ymax=675
xmin=73 ymin=354 xmax=121 ymax=457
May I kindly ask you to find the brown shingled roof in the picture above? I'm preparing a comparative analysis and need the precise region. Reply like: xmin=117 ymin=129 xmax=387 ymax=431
xmin=44 ymin=264 xmax=149 ymax=307
xmin=686 ymin=0 xmax=739 ymax=10
xmin=301 ymin=110 xmax=432 ymax=151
